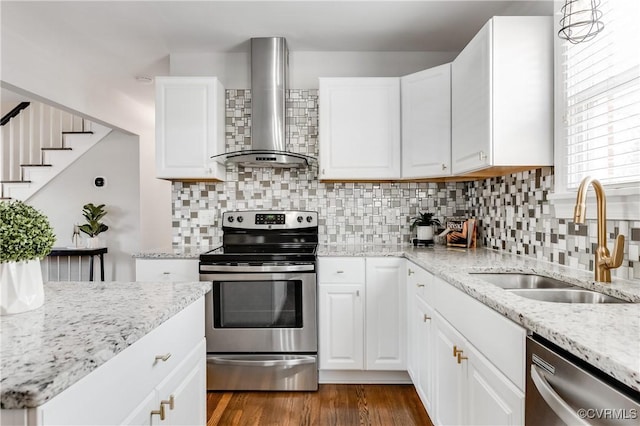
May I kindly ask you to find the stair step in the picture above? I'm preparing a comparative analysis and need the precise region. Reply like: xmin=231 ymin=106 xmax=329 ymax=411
xmin=21 ymin=164 xmax=53 ymax=167
xmin=42 ymin=147 xmax=73 ymax=151
xmin=0 ymin=180 xmax=32 ymax=184
xmin=62 ymin=131 xmax=94 ymax=135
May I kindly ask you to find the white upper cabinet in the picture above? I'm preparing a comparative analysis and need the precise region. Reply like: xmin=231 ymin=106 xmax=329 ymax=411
xmin=401 ymin=64 xmax=452 ymax=178
xmin=319 ymin=78 xmax=401 ymax=180
xmin=155 ymin=77 xmax=226 ymax=180
xmin=451 ymin=16 xmax=553 ymax=175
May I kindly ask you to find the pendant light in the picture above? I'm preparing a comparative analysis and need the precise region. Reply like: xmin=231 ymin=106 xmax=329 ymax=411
xmin=558 ymin=0 xmax=605 ymax=44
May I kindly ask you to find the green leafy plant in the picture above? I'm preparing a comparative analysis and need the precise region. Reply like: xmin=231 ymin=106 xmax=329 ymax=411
xmin=0 ymin=201 xmax=55 ymax=262
xmin=78 ymin=203 xmax=109 ymax=237
xmin=410 ymin=211 xmax=442 ymax=231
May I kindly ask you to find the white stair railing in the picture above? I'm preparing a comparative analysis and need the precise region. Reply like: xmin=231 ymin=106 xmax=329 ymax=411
xmin=1 ymin=101 xmax=106 ymax=200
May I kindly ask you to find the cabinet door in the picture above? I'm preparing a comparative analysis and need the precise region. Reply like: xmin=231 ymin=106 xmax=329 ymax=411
xmin=319 ymin=78 xmax=401 ymax=180
xmin=318 ymin=284 xmax=364 ymax=370
xmin=157 ymin=339 xmax=207 ymax=426
xmin=415 ymin=297 xmax=435 ymax=415
xmin=121 ymin=391 xmax=156 ymax=426
xmin=433 ymin=313 xmax=466 ymax=426
xmin=155 ymin=77 xmax=225 ymax=180
xmin=451 ymin=19 xmax=492 ymax=175
xmin=365 ymin=257 xmax=405 ymax=370
xmin=401 ymin=64 xmax=452 ymax=178
xmin=465 ymin=343 xmax=524 ymax=426
xmin=135 ymin=259 xmax=199 ymax=282
xmin=406 ymin=264 xmax=419 ymax=381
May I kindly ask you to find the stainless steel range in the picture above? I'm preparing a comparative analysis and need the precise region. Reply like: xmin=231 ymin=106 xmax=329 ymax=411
xmin=199 ymin=210 xmax=318 ymax=391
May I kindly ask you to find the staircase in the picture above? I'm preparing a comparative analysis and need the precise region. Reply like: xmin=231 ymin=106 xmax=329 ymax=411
xmin=0 ymin=101 xmax=111 ymax=201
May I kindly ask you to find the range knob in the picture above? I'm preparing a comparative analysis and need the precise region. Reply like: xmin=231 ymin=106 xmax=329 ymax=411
xmin=306 ymin=216 xmax=314 ymax=223
xmin=227 ymin=216 xmax=234 ymax=223
xmin=237 ymin=216 xmax=244 ymax=223
xmin=297 ymin=216 xmax=304 ymax=223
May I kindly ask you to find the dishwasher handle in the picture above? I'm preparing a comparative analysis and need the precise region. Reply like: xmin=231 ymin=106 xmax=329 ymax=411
xmin=530 ymin=364 xmax=591 ymax=426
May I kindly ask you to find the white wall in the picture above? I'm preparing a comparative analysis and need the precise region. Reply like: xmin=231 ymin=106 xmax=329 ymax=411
xmin=169 ymin=51 xmax=459 ymax=88
xmin=29 ymin=131 xmax=140 ymax=281
xmin=1 ymin=26 xmax=171 ymax=252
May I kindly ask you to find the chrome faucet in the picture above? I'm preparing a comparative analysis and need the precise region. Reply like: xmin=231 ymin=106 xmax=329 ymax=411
xmin=573 ymin=176 xmax=625 ymax=283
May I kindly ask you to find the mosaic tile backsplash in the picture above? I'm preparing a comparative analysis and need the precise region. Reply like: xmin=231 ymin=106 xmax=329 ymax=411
xmin=172 ymin=89 xmax=640 ymax=281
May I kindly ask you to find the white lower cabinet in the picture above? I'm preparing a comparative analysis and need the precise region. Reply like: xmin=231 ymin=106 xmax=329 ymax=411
xmin=365 ymin=258 xmax=405 ymax=370
xmin=318 ymin=283 xmax=365 ymax=370
xmin=414 ymin=297 xmax=435 ymax=415
xmin=12 ymin=298 xmax=207 ymax=426
xmin=122 ymin=339 xmax=206 ymax=426
xmin=406 ymin=260 xmax=525 ymax=426
xmin=433 ymin=312 xmax=466 ymax=426
xmin=135 ymin=259 xmax=199 ymax=282
xmin=318 ymin=257 xmax=405 ymax=373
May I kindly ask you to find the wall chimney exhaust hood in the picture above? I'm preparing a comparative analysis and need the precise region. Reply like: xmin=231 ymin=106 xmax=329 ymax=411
xmin=213 ymin=37 xmax=316 ymax=168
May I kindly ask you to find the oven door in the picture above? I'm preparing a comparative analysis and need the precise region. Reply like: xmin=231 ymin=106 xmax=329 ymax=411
xmin=201 ymin=265 xmax=317 ymax=353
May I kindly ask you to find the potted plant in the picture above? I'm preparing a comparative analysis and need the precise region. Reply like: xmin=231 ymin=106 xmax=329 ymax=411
xmin=78 ymin=203 xmax=109 ymax=248
xmin=0 ymin=201 xmax=55 ymax=315
xmin=410 ymin=211 xmax=442 ymax=241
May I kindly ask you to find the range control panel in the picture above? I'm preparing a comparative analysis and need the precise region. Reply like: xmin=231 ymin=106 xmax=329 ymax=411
xmin=255 ymin=213 xmax=286 ymax=225
xmin=222 ymin=210 xmax=318 ymax=229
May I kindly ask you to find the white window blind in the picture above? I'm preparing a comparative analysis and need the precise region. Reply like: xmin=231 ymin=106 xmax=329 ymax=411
xmin=561 ymin=0 xmax=640 ymax=189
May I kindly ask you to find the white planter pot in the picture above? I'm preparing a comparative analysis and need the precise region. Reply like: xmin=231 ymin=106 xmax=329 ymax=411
xmin=86 ymin=237 xmax=102 ymax=249
xmin=416 ymin=226 xmax=434 ymax=241
xmin=0 ymin=259 xmax=45 ymax=315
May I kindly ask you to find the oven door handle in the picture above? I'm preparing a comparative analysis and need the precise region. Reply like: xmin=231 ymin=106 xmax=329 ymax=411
xmin=530 ymin=365 xmax=590 ymax=426
xmin=200 ymin=264 xmax=315 ymax=273
xmin=208 ymin=356 xmax=316 ymax=367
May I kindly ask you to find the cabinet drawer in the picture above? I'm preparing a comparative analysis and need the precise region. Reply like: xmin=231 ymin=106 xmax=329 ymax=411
xmin=433 ymin=277 xmax=525 ymax=390
xmin=407 ymin=262 xmax=434 ymax=301
xmin=136 ymin=259 xmax=199 ymax=282
xmin=319 ymin=257 xmax=365 ymax=283
xmin=38 ymin=298 xmax=205 ymax=425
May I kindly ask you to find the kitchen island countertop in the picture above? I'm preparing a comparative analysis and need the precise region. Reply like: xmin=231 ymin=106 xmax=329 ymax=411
xmin=0 ymin=281 xmax=211 ymax=409
xmin=319 ymin=244 xmax=640 ymax=393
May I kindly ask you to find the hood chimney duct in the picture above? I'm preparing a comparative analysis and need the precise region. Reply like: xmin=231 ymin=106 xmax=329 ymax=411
xmin=251 ymin=37 xmax=287 ymax=152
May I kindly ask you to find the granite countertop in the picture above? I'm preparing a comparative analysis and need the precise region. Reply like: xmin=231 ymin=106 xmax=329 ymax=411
xmin=0 ymin=281 xmax=212 ymax=409
xmin=133 ymin=245 xmax=214 ymax=259
xmin=320 ymin=244 xmax=640 ymax=393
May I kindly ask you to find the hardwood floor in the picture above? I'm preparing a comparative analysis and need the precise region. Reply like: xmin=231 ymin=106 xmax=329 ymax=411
xmin=207 ymin=384 xmax=434 ymax=426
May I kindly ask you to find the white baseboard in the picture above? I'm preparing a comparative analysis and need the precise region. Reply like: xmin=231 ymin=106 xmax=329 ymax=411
xmin=319 ymin=370 xmax=412 ymax=384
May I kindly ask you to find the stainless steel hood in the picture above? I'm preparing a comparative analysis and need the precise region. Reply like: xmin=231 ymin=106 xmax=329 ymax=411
xmin=215 ymin=37 xmax=315 ymax=168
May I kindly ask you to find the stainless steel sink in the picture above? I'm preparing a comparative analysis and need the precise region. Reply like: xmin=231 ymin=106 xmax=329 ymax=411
xmin=470 ymin=272 xmax=630 ymax=304
xmin=507 ymin=288 xmax=627 ymax=304
xmin=470 ymin=272 xmax=576 ymax=289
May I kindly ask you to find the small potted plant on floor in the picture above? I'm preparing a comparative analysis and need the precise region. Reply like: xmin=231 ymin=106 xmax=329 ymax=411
xmin=410 ymin=211 xmax=442 ymax=241
xmin=0 ymin=201 xmax=55 ymax=315
xmin=78 ymin=203 xmax=109 ymax=248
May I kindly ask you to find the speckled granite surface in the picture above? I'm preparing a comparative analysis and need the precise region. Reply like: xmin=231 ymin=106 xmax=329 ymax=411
xmin=320 ymin=244 xmax=640 ymax=393
xmin=0 ymin=281 xmax=211 ymax=409
xmin=133 ymin=245 xmax=214 ymax=259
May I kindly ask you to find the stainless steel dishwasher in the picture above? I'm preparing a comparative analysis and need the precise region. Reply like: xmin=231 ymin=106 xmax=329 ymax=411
xmin=526 ymin=336 xmax=640 ymax=425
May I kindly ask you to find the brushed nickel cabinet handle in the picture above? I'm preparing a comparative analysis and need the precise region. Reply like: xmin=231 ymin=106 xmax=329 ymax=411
xmin=408 ymin=268 xmax=415 ymax=276
xmin=155 ymin=353 xmax=172 ymax=362
xmin=416 ymin=283 xmax=425 ymax=288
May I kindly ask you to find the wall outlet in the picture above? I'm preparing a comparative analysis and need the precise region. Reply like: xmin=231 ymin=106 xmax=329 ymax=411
xmin=199 ymin=210 xmax=216 ymax=226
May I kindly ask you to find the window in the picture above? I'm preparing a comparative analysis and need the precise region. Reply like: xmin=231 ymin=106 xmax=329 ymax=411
xmin=552 ymin=0 xmax=640 ymax=219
